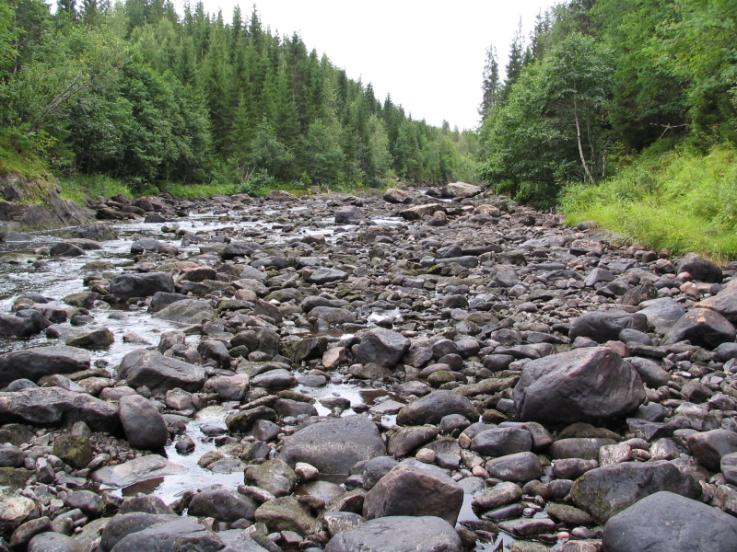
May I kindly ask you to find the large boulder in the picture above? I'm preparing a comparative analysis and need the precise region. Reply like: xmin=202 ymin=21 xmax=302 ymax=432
xmin=363 ymin=461 xmax=464 ymax=525
xmin=638 ymin=298 xmax=687 ymax=333
xmin=665 ymin=308 xmax=735 ymax=348
xmin=108 ymin=272 xmax=174 ymax=302
xmin=513 ymin=347 xmax=645 ymax=424
xmin=442 ymin=182 xmax=482 ymax=198
xmin=570 ymin=461 xmax=701 ymax=522
xmin=353 ymin=328 xmax=410 ymax=368
xmin=677 ymin=253 xmax=723 ymax=283
xmin=118 ymin=349 xmax=206 ymax=394
xmin=187 ymin=486 xmax=256 ymax=522
xmin=697 ymin=280 xmax=737 ymax=323
xmin=0 ymin=346 xmax=90 ymax=387
xmin=603 ymin=492 xmax=737 ymax=552
xmin=280 ymin=415 xmax=386 ymax=481
xmin=325 ymin=516 xmax=462 ymax=552
xmin=152 ymin=299 xmax=215 ymax=325
xmin=0 ymin=312 xmax=47 ymax=338
xmin=0 ymin=386 xmax=119 ymax=433
xmin=396 ymin=390 xmax=477 ymax=426
xmin=569 ymin=311 xmax=648 ymax=342
xmin=687 ymin=429 xmax=737 ymax=471
xmin=118 ymin=395 xmax=168 ymax=451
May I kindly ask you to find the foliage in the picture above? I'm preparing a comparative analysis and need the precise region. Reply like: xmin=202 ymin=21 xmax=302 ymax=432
xmin=479 ymin=0 xmax=737 ymax=208
xmin=0 ymin=0 xmax=480 ymax=193
xmin=561 ymin=143 xmax=737 ymax=258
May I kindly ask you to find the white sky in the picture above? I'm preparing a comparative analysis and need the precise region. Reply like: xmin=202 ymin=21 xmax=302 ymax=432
xmin=192 ymin=0 xmax=560 ymax=130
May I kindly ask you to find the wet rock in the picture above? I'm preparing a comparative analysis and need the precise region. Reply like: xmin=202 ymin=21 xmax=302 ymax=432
xmin=305 ymin=267 xmax=348 ymax=284
xmin=569 ymin=311 xmax=647 ymax=342
xmin=396 ymin=390 xmax=478 ymax=426
xmin=188 ymin=486 xmax=256 ymax=522
xmin=570 ymin=460 xmax=701 ymax=522
xmin=118 ymin=349 xmax=206 ymax=394
xmin=280 ymin=415 xmax=386 ymax=481
xmin=119 ymin=394 xmax=168 ymax=451
xmin=471 ymin=427 xmax=533 ymax=456
xmin=677 ymin=253 xmax=723 ymax=283
xmin=221 ymin=241 xmax=256 ymax=260
xmin=0 ymin=346 xmax=90 ymax=387
xmin=65 ymin=490 xmax=103 ymax=516
xmin=335 ymin=206 xmax=361 ymax=224
xmin=514 ymin=347 xmax=644 ymax=424
xmin=254 ymin=496 xmax=317 ymax=534
xmin=153 ymin=299 xmax=215 ymax=325
xmin=105 ymin=517 xmax=219 ymax=552
xmin=603 ymin=491 xmax=737 ymax=552
xmin=387 ymin=425 xmax=439 ymax=457
xmin=226 ymin=405 xmax=276 ymax=433
xmin=325 ymin=516 xmax=462 ymax=552
xmin=637 ymin=298 xmax=687 ymax=333
xmin=245 ymin=459 xmax=297 ymax=497
xmin=363 ymin=461 xmax=463 ymax=524
xmin=0 ymin=386 xmax=119 ymax=432
xmin=66 ymin=327 xmax=114 ymax=350
xmin=50 ymin=242 xmax=86 ymax=257
xmin=108 ymin=272 xmax=174 ymax=301
xmin=485 ymin=452 xmax=542 ymax=483
xmin=353 ymin=328 xmax=410 ymax=368
xmin=0 ymin=312 xmax=46 ymax=338
xmin=665 ymin=308 xmax=735 ymax=348
xmin=472 ymin=481 xmax=523 ymax=511
xmin=92 ymin=455 xmax=185 ymax=488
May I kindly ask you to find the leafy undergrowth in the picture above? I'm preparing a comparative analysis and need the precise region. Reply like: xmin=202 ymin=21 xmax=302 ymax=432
xmin=0 ymin=133 xmax=49 ymax=181
xmin=561 ymin=143 xmax=737 ymax=260
xmin=59 ymin=175 xmax=134 ymax=204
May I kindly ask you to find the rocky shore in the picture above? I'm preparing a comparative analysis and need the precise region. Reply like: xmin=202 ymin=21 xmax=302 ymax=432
xmin=1 ymin=184 xmax=737 ymax=551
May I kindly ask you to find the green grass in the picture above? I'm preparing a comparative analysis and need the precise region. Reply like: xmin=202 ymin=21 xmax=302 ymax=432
xmin=561 ymin=142 xmax=737 ymax=260
xmin=0 ymin=133 xmax=49 ymax=181
xmin=59 ymin=175 xmax=134 ymax=204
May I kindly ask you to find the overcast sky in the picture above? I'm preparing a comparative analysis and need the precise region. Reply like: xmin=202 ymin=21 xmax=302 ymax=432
xmin=187 ymin=0 xmax=560 ymax=130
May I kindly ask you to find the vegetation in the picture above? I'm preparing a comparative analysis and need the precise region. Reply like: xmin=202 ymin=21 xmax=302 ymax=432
xmin=563 ymin=143 xmax=737 ymax=258
xmin=0 ymin=0 xmax=479 ymax=197
xmin=479 ymin=0 xmax=737 ymax=255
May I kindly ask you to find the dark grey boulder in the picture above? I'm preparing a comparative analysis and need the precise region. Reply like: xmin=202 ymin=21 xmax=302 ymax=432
xmin=638 ymin=298 xmax=687 ymax=333
xmin=485 ymin=452 xmax=542 ymax=483
xmin=603 ymin=491 xmax=737 ymax=552
xmin=470 ymin=427 xmax=533 ymax=456
xmin=665 ymin=308 xmax=735 ymax=348
xmin=66 ymin=327 xmax=115 ymax=350
xmin=687 ymin=429 xmax=737 ymax=471
xmin=305 ymin=267 xmax=348 ymax=284
xmin=50 ymin=242 xmax=85 ymax=257
xmin=363 ymin=461 xmax=463 ymax=525
xmin=325 ymin=516 xmax=462 ymax=552
xmin=514 ymin=347 xmax=645 ymax=424
xmin=0 ymin=386 xmax=119 ymax=432
xmin=187 ymin=486 xmax=256 ymax=522
xmin=280 ymin=415 xmax=386 ymax=481
xmin=677 ymin=253 xmax=723 ymax=282
xmin=0 ymin=346 xmax=90 ymax=387
xmin=221 ymin=242 xmax=256 ymax=260
xmin=108 ymin=517 xmax=220 ymax=552
xmin=119 ymin=395 xmax=168 ymax=451
xmin=118 ymin=349 xmax=206 ymax=394
xmin=28 ymin=532 xmax=82 ymax=552
xmin=353 ymin=328 xmax=410 ymax=368
xmin=570 ymin=460 xmax=701 ymax=522
xmin=396 ymin=390 xmax=478 ymax=426
xmin=108 ymin=272 xmax=174 ymax=301
xmin=569 ymin=311 xmax=647 ymax=342
xmin=0 ymin=312 xmax=46 ymax=338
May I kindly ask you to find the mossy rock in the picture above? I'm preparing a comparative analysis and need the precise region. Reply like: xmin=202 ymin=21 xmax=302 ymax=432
xmin=53 ymin=434 xmax=93 ymax=469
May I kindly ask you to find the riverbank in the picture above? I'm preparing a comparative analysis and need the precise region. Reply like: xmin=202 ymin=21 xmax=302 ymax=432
xmin=0 ymin=186 xmax=736 ymax=551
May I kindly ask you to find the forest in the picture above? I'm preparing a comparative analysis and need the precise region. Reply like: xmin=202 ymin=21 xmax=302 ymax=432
xmin=478 ymin=0 xmax=737 ymax=255
xmin=0 ymin=0 xmax=479 ymax=196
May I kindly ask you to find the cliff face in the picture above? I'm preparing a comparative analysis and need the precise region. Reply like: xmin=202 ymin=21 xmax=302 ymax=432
xmin=0 ymin=173 xmax=91 ymax=232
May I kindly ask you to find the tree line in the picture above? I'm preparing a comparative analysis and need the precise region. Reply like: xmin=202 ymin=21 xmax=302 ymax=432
xmin=478 ymin=0 xmax=737 ymax=207
xmin=0 ymin=0 xmax=479 ymax=191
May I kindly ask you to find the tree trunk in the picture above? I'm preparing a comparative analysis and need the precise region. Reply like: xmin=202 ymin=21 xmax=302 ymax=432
xmin=573 ymin=92 xmax=594 ymax=184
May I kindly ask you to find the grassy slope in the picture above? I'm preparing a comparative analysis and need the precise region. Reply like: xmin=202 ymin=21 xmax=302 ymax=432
xmin=561 ymin=143 xmax=737 ymax=260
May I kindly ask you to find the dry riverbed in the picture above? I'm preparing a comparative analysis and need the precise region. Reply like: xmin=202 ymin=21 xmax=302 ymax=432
xmin=0 ymin=184 xmax=736 ymax=552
